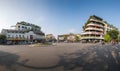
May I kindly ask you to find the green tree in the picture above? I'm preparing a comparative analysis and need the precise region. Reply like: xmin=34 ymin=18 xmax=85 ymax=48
xmin=108 ymin=30 xmax=119 ymax=41
xmin=0 ymin=34 xmax=6 ymax=44
xmin=117 ymin=35 xmax=120 ymax=42
xmin=104 ymin=34 xmax=110 ymax=42
xmin=75 ymin=35 xmax=79 ymax=42
xmin=64 ymin=35 xmax=67 ymax=41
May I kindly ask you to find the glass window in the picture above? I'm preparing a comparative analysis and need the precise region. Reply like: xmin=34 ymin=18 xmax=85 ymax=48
xmin=25 ymin=27 xmax=27 ymax=29
xmin=22 ymin=26 xmax=24 ymax=28
xmin=19 ymin=35 xmax=21 ymax=38
xmin=18 ymin=26 xmax=20 ymax=28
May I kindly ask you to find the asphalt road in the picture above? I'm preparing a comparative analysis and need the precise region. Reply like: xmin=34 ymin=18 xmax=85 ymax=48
xmin=0 ymin=43 xmax=120 ymax=71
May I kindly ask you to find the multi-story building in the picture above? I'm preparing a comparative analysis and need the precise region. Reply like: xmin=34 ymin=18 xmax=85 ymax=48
xmin=104 ymin=21 xmax=118 ymax=34
xmin=45 ymin=34 xmax=56 ymax=42
xmin=81 ymin=15 xmax=118 ymax=43
xmin=58 ymin=33 xmax=81 ymax=42
xmin=58 ymin=34 xmax=68 ymax=42
xmin=1 ymin=21 xmax=45 ymax=44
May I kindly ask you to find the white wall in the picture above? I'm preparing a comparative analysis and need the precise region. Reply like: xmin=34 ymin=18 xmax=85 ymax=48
xmin=2 ymin=29 xmax=45 ymax=40
xmin=25 ymin=31 xmax=35 ymax=40
xmin=6 ymin=32 xmax=24 ymax=38
xmin=16 ymin=24 xmax=32 ymax=30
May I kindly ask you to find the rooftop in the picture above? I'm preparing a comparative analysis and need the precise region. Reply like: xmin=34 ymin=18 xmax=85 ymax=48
xmin=17 ymin=21 xmax=40 ymax=28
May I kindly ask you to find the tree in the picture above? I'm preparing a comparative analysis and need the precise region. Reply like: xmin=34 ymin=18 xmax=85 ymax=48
xmin=108 ymin=30 xmax=119 ymax=41
xmin=0 ymin=34 xmax=6 ymax=44
xmin=104 ymin=34 xmax=110 ymax=42
xmin=75 ymin=35 xmax=79 ymax=42
xmin=64 ymin=35 xmax=67 ymax=41
xmin=117 ymin=35 xmax=120 ymax=42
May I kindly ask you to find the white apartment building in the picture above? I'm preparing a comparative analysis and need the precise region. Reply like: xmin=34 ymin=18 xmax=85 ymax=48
xmin=1 ymin=21 xmax=45 ymax=44
xmin=81 ymin=15 xmax=118 ymax=43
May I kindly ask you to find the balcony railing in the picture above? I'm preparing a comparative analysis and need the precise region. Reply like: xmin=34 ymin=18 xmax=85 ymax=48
xmin=81 ymin=36 xmax=104 ymax=39
xmin=81 ymin=32 xmax=103 ymax=35
xmin=89 ymin=19 xmax=104 ymax=25
xmin=7 ymin=37 xmax=26 ymax=40
xmin=85 ymin=27 xmax=103 ymax=31
xmin=86 ymin=23 xmax=104 ymax=28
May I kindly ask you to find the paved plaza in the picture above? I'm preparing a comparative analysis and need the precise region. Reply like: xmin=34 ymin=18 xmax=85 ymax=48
xmin=0 ymin=43 xmax=120 ymax=71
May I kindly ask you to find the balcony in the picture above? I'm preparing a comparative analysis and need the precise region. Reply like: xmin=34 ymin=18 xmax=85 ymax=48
xmin=81 ymin=32 xmax=103 ymax=35
xmin=81 ymin=36 xmax=104 ymax=39
xmin=89 ymin=19 xmax=104 ymax=25
xmin=86 ymin=23 xmax=104 ymax=28
xmin=85 ymin=27 xmax=103 ymax=31
xmin=7 ymin=37 xmax=26 ymax=40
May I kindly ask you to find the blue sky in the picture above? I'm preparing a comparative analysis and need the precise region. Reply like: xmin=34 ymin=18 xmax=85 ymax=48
xmin=0 ymin=0 xmax=120 ymax=37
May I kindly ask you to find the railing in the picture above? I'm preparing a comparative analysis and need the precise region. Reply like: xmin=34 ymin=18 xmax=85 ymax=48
xmin=87 ymin=23 xmax=104 ymax=28
xmin=81 ymin=32 xmax=103 ymax=35
xmin=85 ymin=27 xmax=103 ymax=31
xmin=89 ymin=19 xmax=104 ymax=25
xmin=7 ymin=37 xmax=26 ymax=40
xmin=81 ymin=36 xmax=104 ymax=39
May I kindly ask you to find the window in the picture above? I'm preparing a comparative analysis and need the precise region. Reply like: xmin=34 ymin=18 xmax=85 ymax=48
xmin=18 ymin=26 xmax=20 ymax=28
xmin=22 ymin=35 xmax=24 ymax=38
xmin=25 ymin=27 xmax=27 ymax=29
xmin=19 ymin=35 xmax=21 ymax=38
xmin=22 ymin=26 xmax=24 ymax=28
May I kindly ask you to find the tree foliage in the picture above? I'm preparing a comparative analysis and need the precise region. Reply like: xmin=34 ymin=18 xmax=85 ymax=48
xmin=108 ymin=30 xmax=119 ymax=41
xmin=104 ymin=34 xmax=110 ymax=42
xmin=74 ymin=35 xmax=78 ymax=41
xmin=117 ymin=35 xmax=120 ymax=42
xmin=0 ymin=34 xmax=6 ymax=44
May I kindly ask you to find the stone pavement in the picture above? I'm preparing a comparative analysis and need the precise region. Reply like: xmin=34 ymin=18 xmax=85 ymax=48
xmin=0 ymin=43 xmax=120 ymax=71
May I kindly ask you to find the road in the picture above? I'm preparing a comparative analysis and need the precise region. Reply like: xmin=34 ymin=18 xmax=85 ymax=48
xmin=0 ymin=43 xmax=120 ymax=71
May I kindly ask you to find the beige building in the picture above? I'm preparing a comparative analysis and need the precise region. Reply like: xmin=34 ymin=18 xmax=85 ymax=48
xmin=45 ymin=34 xmax=56 ymax=42
xmin=58 ymin=33 xmax=81 ymax=42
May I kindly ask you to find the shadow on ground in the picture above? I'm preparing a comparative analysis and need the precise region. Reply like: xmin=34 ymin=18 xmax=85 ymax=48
xmin=56 ymin=44 xmax=120 ymax=71
xmin=1 ymin=44 xmax=120 ymax=71
xmin=0 ymin=51 xmax=20 ymax=71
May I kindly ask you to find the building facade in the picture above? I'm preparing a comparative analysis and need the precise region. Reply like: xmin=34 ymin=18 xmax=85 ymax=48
xmin=1 ymin=21 xmax=45 ymax=44
xmin=81 ymin=15 xmax=118 ymax=43
xmin=45 ymin=34 xmax=56 ymax=42
xmin=104 ymin=22 xmax=118 ymax=34
xmin=58 ymin=33 xmax=81 ymax=42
